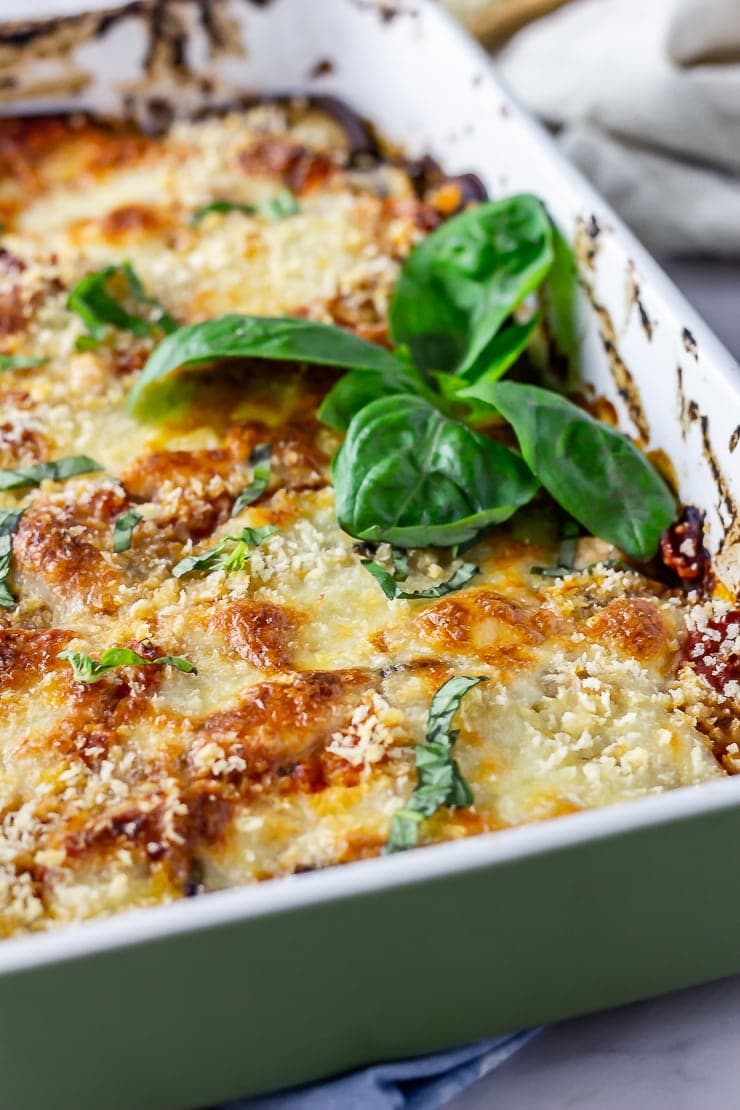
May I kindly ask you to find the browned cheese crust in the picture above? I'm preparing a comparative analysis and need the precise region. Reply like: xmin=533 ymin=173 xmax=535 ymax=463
xmin=0 ymin=105 xmax=735 ymax=936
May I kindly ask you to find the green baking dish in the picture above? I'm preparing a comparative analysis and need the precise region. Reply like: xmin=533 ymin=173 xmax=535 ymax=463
xmin=0 ymin=1 xmax=737 ymax=1106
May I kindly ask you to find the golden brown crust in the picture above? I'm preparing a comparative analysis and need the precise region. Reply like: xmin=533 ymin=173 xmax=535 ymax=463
xmin=197 ymin=669 xmax=378 ymax=771
xmin=0 ymin=628 xmax=71 ymax=692
xmin=210 ymin=598 xmax=302 ymax=671
xmin=13 ymin=501 xmax=122 ymax=614
xmin=587 ymin=597 xmax=674 ymax=663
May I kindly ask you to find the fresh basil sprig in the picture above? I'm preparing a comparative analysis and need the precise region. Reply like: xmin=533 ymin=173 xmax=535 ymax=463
xmin=361 ymin=557 xmax=478 ymax=600
xmin=172 ymin=524 xmax=278 ymax=578
xmin=233 ymin=442 xmax=271 ymax=516
xmin=126 ymin=193 xmax=675 ymax=559
xmin=484 ymin=381 xmax=675 ymax=560
xmin=58 ymin=647 xmax=196 ymax=684
xmin=0 ymin=354 xmax=48 ymax=372
xmin=0 ymin=508 xmax=23 ymax=609
xmin=113 ymin=509 xmax=142 ymax=553
xmin=68 ymin=262 xmax=177 ymax=349
xmin=0 ymin=455 xmax=102 ymax=491
xmin=386 ymin=674 xmax=485 ymax=852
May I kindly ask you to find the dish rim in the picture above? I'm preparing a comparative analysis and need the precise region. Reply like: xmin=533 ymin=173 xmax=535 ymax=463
xmin=0 ymin=0 xmax=737 ymax=973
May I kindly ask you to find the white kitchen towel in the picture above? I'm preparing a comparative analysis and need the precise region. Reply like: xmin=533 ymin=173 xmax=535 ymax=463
xmin=496 ymin=0 xmax=740 ymax=255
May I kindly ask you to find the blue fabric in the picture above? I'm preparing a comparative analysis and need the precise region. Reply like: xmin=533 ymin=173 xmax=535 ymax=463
xmin=226 ymin=1029 xmax=540 ymax=1109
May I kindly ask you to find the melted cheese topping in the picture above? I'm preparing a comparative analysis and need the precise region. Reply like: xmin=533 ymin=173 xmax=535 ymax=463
xmin=0 ymin=106 xmax=735 ymax=937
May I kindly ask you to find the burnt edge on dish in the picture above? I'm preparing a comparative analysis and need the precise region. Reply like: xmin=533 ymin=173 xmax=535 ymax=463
xmin=0 ymin=0 xmax=736 ymax=572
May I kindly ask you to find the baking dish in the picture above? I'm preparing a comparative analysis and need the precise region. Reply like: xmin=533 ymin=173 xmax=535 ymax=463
xmin=0 ymin=2 xmax=738 ymax=1107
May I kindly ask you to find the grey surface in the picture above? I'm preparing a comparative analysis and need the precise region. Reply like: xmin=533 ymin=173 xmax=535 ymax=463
xmin=451 ymin=259 xmax=740 ymax=1110
xmin=451 ymin=976 xmax=740 ymax=1110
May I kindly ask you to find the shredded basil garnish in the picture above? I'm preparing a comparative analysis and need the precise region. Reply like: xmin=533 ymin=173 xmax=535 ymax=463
xmin=386 ymin=675 xmax=486 ymax=853
xmin=0 ymin=508 xmax=23 ymax=609
xmin=68 ymin=261 xmax=177 ymax=349
xmin=191 ymin=190 xmax=299 ymax=227
xmin=232 ymin=442 xmax=271 ymax=516
xmin=258 ymin=190 xmax=300 ymax=221
xmin=58 ymin=647 xmax=196 ymax=684
xmin=113 ymin=509 xmax=142 ymax=553
xmin=361 ymin=557 xmax=478 ymax=600
xmin=172 ymin=524 xmax=278 ymax=579
xmin=531 ymin=558 xmax=628 ymax=578
xmin=190 ymin=200 xmax=257 ymax=225
xmin=0 ymin=354 xmax=48 ymax=372
xmin=0 ymin=455 xmax=103 ymax=491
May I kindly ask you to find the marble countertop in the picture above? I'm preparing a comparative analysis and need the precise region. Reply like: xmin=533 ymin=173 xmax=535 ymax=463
xmin=452 ymin=976 xmax=740 ymax=1110
xmin=452 ymin=257 xmax=740 ymax=1110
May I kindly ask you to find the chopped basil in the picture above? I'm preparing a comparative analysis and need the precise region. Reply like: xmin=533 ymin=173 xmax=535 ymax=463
xmin=0 ymin=508 xmax=23 ymax=609
xmin=258 ymin=190 xmax=300 ymax=221
xmin=113 ymin=509 xmax=142 ymax=553
xmin=172 ymin=524 xmax=278 ymax=578
xmin=361 ymin=557 xmax=478 ymax=600
xmin=389 ymin=547 xmax=410 ymax=580
xmin=0 ymin=354 xmax=48 ymax=372
xmin=232 ymin=442 xmax=271 ymax=516
xmin=531 ymin=557 xmax=628 ymax=578
xmin=386 ymin=675 xmax=486 ymax=853
xmin=190 ymin=190 xmax=299 ymax=227
xmin=529 ymin=565 xmax=573 ymax=579
xmin=0 ymin=455 xmax=103 ymax=491
xmin=67 ymin=261 xmax=177 ymax=349
xmin=58 ymin=647 xmax=196 ymax=684
xmin=190 ymin=200 xmax=257 ymax=225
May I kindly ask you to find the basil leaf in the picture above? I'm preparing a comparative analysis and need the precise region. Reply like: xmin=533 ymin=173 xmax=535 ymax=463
xmin=191 ymin=191 xmax=299 ymax=227
xmin=389 ymin=194 xmax=554 ymax=380
xmin=68 ymin=262 xmax=177 ymax=348
xmin=0 ymin=354 xmax=48 ymax=372
xmin=0 ymin=455 xmax=103 ymax=491
xmin=172 ymin=524 xmax=278 ymax=578
xmin=333 ymin=394 xmax=538 ymax=548
xmin=531 ymin=558 xmax=628 ymax=578
xmin=153 ymin=655 xmax=198 ymax=673
xmin=232 ymin=442 xmax=271 ymax=515
xmin=361 ymin=558 xmax=478 ymax=600
xmin=0 ymin=508 xmax=23 ymax=609
xmin=386 ymin=675 xmax=485 ymax=853
xmin=258 ymin=189 xmax=300 ymax=221
xmin=389 ymin=547 xmax=409 ymax=581
xmin=487 ymin=381 xmax=676 ymax=560
xmin=190 ymin=200 xmax=257 ymax=225
xmin=317 ymin=358 xmax=431 ymax=433
xmin=58 ymin=647 xmax=197 ymax=684
xmin=128 ymin=314 xmax=409 ymax=419
xmin=113 ymin=508 xmax=142 ymax=553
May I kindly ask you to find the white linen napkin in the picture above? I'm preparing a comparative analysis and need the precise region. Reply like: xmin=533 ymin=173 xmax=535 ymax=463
xmin=496 ymin=0 xmax=740 ymax=256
